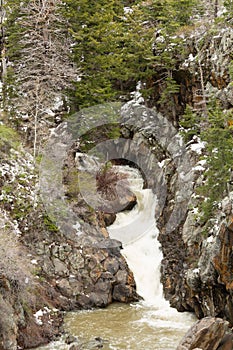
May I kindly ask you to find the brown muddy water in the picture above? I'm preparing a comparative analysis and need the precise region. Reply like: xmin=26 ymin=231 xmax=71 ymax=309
xmin=33 ymin=301 xmax=196 ymax=350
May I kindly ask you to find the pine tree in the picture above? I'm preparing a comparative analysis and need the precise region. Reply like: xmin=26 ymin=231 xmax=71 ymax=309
xmin=189 ymin=101 xmax=233 ymax=222
xmin=63 ymin=0 xmax=156 ymax=109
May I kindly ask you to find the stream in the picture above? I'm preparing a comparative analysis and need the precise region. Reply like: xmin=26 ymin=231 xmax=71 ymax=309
xmin=33 ymin=166 xmax=196 ymax=350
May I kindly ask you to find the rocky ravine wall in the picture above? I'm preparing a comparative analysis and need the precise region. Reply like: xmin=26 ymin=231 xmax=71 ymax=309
xmin=151 ymin=23 xmax=233 ymax=324
xmin=159 ymin=24 xmax=233 ymax=323
xmin=0 ymin=141 xmax=138 ymax=350
xmin=119 ymin=100 xmax=233 ymax=326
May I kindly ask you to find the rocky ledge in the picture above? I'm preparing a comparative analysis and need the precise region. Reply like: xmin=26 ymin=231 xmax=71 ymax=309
xmin=177 ymin=317 xmax=233 ymax=350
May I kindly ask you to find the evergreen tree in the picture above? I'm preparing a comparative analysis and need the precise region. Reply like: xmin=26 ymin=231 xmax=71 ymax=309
xmin=63 ymin=0 xmax=155 ymax=109
xmin=181 ymin=100 xmax=233 ymax=222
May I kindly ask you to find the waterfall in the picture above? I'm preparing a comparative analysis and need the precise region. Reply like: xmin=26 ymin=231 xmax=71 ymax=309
xmin=108 ymin=165 xmax=169 ymax=306
xmin=33 ymin=165 xmax=196 ymax=350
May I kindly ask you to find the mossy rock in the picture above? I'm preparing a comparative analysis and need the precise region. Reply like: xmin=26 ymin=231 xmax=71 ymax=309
xmin=0 ymin=124 xmax=20 ymax=154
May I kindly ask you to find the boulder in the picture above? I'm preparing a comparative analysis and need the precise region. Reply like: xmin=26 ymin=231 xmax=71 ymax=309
xmin=217 ymin=334 xmax=233 ymax=350
xmin=102 ymin=213 xmax=116 ymax=226
xmin=177 ymin=317 xmax=228 ymax=350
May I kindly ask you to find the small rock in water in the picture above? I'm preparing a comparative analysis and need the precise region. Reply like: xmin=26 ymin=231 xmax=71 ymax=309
xmin=88 ymin=337 xmax=104 ymax=348
xmin=69 ymin=344 xmax=82 ymax=350
xmin=64 ymin=333 xmax=78 ymax=344
xmin=68 ymin=337 xmax=106 ymax=350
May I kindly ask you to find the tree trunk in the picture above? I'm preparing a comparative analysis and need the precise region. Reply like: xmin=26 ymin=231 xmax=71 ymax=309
xmin=0 ymin=0 xmax=7 ymax=110
xmin=214 ymin=0 xmax=218 ymax=17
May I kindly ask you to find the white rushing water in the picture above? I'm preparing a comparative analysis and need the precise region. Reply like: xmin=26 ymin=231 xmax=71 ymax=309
xmin=32 ymin=165 xmax=196 ymax=350
xmin=108 ymin=166 xmax=167 ymax=305
xmin=107 ymin=165 xmax=196 ymax=341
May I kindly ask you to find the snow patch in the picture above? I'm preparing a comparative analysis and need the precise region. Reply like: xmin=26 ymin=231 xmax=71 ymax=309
xmin=192 ymin=207 xmax=199 ymax=215
xmin=34 ymin=310 xmax=44 ymax=325
xmin=197 ymin=159 xmax=207 ymax=166
xmin=121 ymin=81 xmax=144 ymax=111
xmin=30 ymin=259 xmax=38 ymax=265
xmin=206 ymin=235 xmax=214 ymax=243
xmin=124 ymin=7 xmax=133 ymax=14
xmin=158 ymin=160 xmax=166 ymax=168
xmin=34 ymin=307 xmax=54 ymax=326
xmin=193 ymin=165 xmax=205 ymax=172
xmin=190 ymin=137 xmax=206 ymax=154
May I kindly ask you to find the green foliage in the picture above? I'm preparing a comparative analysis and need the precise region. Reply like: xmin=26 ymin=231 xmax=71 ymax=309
xmin=196 ymin=101 xmax=233 ymax=222
xmin=224 ymin=0 xmax=233 ymax=17
xmin=43 ymin=215 xmax=59 ymax=233
xmin=4 ymin=0 xmax=203 ymax=113
xmin=158 ymin=74 xmax=179 ymax=115
xmin=141 ymin=0 xmax=200 ymax=30
xmin=64 ymin=0 xmax=156 ymax=109
xmin=180 ymin=99 xmax=233 ymax=223
xmin=180 ymin=105 xmax=201 ymax=142
xmin=0 ymin=124 xmax=20 ymax=152
xmin=107 ymin=125 xmax=121 ymax=139
xmin=79 ymin=123 xmax=122 ymax=152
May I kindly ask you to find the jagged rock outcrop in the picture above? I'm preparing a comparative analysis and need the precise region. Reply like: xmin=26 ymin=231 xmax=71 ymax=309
xmin=152 ymin=24 xmax=233 ymax=122
xmin=177 ymin=317 xmax=230 ymax=350
xmin=150 ymin=23 xmax=233 ymax=323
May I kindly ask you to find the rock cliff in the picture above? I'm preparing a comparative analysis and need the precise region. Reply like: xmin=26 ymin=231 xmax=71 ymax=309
xmin=0 ymin=137 xmax=138 ymax=349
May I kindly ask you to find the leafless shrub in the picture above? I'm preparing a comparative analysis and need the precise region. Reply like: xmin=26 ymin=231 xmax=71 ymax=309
xmin=96 ymin=164 xmax=128 ymax=201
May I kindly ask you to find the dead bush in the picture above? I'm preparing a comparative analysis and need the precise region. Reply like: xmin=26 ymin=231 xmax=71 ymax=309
xmin=96 ymin=164 xmax=128 ymax=201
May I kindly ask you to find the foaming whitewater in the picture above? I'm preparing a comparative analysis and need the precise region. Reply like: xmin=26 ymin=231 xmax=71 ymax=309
xmin=32 ymin=165 xmax=196 ymax=350
xmin=108 ymin=165 xmax=168 ymax=306
xmin=108 ymin=165 xmax=195 ymax=323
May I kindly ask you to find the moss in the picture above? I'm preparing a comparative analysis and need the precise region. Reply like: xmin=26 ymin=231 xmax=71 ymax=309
xmin=1 ymin=184 xmax=13 ymax=194
xmin=35 ymin=154 xmax=43 ymax=165
xmin=201 ymin=228 xmax=209 ymax=239
xmin=0 ymin=124 xmax=20 ymax=153
xmin=43 ymin=215 xmax=59 ymax=233
xmin=13 ymin=205 xmax=31 ymax=220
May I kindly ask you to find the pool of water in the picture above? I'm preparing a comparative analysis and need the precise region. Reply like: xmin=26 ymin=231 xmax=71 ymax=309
xmin=32 ymin=302 xmax=196 ymax=350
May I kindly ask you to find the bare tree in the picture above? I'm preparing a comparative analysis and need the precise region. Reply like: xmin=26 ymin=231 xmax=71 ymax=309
xmin=0 ymin=0 xmax=6 ymax=78
xmin=4 ymin=0 xmax=78 ymax=158
xmin=0 ymin=0 xmax=7 ymax=112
